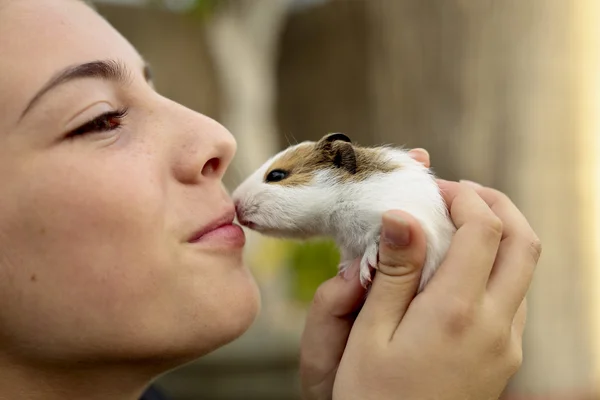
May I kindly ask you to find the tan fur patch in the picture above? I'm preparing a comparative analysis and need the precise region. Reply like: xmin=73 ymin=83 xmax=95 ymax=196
xmin=265 ymin=144 xmax=320 ymax=186
xmin=264 ymin=142 xmax=400 ymax=186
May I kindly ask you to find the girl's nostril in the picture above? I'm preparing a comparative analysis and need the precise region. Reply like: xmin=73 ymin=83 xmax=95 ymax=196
xmin=201 ymin=157 xmax=220 ymax=177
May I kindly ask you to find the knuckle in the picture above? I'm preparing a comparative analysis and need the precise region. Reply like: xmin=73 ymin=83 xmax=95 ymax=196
xmin=487 ymin=215 xmax=504 ymax=236
xmin=487 ymin=187 xmax=514 ymax=206
xmin=441 ymin=298 xmax=477 ymax=335
xmin=378 ymin=258 xmax=420 ymax=278
xmin=491 ymin=188 xmax=511 ymax=203
xmin=504 ymin=343 xmax=524 ymax=376
xmin=487 ymin=325 xmax=512 ymax=357
xmin=528 ymin=235 xmax=543 ymax=263
xmin=311 ymin=283 xmax=331 ymax=311
xmin=299 ymin=348 xmax=321 ymax=376
xmin=476 ymin=215 xmax=503 ymax=240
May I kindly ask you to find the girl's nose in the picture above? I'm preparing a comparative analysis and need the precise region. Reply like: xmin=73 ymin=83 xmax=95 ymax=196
xmin=169 ymin=110 xmax=236 ymax=185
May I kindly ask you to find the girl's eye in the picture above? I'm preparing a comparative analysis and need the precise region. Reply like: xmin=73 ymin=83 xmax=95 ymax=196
xmin=66 ymin=108 xmax=129 ymax=139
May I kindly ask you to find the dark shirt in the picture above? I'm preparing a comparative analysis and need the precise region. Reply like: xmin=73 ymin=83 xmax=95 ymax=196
xmin=139 ymin=385 xmax=168 ymax=400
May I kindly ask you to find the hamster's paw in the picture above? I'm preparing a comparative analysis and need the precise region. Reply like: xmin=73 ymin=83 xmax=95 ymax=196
xmin=359 ymin=238 xmax=379 ymax=287
xmin=337 ymin=259 xmax=354 ymax=277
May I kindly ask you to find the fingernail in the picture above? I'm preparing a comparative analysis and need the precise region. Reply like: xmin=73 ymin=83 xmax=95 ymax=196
xmin=459 ymin=179 xmax=483 ymax=188
xmin=382 ymin=214 xmax=411 ymax=247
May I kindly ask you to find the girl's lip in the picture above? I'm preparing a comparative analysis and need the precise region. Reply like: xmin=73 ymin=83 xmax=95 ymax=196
xmin=190 ymin=223 xmax=246 ymax=248
xmin=187 ymin=208 xmax=237 ymax=242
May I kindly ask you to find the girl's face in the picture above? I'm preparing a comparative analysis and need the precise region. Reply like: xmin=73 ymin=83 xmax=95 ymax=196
xmin=0 ymin=0 xmax=260 ymax=367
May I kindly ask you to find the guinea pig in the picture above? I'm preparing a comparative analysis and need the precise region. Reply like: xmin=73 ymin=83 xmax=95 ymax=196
xmin=232 ymin=133 xmax=456 ymax=291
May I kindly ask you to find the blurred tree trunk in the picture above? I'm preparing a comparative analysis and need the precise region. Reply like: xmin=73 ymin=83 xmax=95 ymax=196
xmin=365 ymin=0 xmax=597 ymax=397
xmin=205 ymin=0 xmax=292 ymax=178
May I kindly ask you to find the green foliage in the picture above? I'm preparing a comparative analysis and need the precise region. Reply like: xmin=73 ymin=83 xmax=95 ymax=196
xmin=284 ymin=239 xmax=340 ymax=305
xmin=187 ymin=0 xmax=221 ymax=20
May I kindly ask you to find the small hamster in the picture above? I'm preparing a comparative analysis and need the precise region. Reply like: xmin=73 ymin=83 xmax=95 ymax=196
xmin=232 ymin=133 xmax=456 ymax=291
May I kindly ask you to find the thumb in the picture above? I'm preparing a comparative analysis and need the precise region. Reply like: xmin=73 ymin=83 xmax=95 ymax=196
xmin=354 ymin=210 xmax=428 ymax=338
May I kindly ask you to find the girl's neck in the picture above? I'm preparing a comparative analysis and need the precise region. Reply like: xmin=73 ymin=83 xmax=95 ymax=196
xmin=0 ymin=356 xmax=157 ymax=400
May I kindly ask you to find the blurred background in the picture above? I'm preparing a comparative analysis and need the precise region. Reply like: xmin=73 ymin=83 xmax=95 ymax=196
xmin=91 ymin=0 xmax=600 ymax=399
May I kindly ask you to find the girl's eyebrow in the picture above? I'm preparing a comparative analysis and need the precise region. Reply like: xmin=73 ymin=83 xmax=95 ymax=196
xmin=19 ymin=58 xmax=152 ymax=122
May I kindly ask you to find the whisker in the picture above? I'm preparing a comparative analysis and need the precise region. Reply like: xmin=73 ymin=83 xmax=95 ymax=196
xmin=283 ymin=132 xmax=294 ymax=147
xmin=288 ymin=131 xmax=299 ymax=145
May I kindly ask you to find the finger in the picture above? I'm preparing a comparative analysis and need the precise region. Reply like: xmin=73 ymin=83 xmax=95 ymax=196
xmin=300 ymin=261 xmax=366 ymax=392
xmin=428 ymin=181 xmax=503 ymax=302
xmin=467 ymin=187 xmax=541 ymax=316
xmin=408 ymin=148 xmax=430 ymax=168
xmin=440 ymin=179 xmax=540 ymax=314
xmin=356 ymin=210 xmax=428 ymax=339
xmin=459 ymin=179 xmax=483 ymax=189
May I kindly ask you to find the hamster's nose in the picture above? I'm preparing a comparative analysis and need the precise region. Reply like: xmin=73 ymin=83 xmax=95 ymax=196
xmin=235 ymin=200 xmax=254 ymax=228
xmin=234 ymin=199 xmax=245 ymax=220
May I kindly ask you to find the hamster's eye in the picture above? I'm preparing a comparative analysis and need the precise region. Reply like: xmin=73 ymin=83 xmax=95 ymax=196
xmin=265 ymin=169 xmax=288 ymax=183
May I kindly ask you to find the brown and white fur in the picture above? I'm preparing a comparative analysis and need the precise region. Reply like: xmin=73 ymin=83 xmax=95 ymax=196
xmin=232 ymin=133 xmax=456 ymax=291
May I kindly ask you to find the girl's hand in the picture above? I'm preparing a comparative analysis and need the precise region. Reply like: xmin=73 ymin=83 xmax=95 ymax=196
xmin=332 ymin=179 xmax=540 ymax=399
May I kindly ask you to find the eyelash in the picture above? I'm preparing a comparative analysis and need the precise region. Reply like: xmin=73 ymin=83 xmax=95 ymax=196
xmin=66 ymin=107 xmax=129 ymax=139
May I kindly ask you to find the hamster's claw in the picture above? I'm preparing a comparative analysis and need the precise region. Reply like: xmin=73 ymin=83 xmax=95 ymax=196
xmin=359 ymin=239 xmax=379 ymax=287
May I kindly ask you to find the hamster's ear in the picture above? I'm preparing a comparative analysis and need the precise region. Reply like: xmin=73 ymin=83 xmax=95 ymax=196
xmin=316 ymin=133 xmax=357 ymax=174
xmin=318 ymin=132 xmax=352 ymax=145
xmin=331 ymin=141 xmax=357 ymax=174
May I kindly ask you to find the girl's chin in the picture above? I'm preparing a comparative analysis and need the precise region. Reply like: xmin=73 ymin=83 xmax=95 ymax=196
xmin=125 ymin=264 xmax=261 ymax=367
